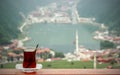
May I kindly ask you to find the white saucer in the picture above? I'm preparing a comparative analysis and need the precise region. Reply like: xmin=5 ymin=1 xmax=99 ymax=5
xmin=16 ymin=64 xmax=42 ymax=73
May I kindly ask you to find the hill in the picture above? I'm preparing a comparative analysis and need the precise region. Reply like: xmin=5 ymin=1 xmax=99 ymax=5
xmin=77 ymin=0 xmax=120 ymax=35
xmin=0 ymin=0 xmax=57 ymax=45
xmin=0 ymin=0 xmax=120 ymax=45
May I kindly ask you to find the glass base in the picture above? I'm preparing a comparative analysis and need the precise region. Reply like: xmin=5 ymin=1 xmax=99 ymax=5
xmin=16 ymin=64 xmax=42 ymax=73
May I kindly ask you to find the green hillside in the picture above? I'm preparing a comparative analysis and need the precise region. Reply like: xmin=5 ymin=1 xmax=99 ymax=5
xmin=77 ymin=0 xmax=120 ymax=35
xmin=0 ymin=0 xmax=22 ymax=45
xmin=0 ymin=0 xmax=57 ymax=45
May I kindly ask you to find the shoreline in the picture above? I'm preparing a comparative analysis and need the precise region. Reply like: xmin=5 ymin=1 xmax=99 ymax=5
xmin=18 ymin=20 xmax=31 ymax=48
xmin=19 ymin=22 xmax=27 ymax=33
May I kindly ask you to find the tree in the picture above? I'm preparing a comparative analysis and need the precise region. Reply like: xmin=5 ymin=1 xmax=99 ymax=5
xmin=110 ymin=59 xmax=117 ymax=65
xmin=54 ymin=52 xmax=65 ymax=58
xmin=100 ymin=40 xmax=116 ymax=49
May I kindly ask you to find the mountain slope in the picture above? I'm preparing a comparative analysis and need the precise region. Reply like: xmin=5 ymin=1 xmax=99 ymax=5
xmin=77 ymin=0 xmax=120 ymax=35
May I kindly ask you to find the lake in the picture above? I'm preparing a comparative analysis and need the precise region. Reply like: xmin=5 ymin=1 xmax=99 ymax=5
xmin=24 ymin=23 xmax=100 ymax=53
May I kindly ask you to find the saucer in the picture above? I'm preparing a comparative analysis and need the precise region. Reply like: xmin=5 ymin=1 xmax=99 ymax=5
xmin=16 ymin=64 xmax=42 ymax=73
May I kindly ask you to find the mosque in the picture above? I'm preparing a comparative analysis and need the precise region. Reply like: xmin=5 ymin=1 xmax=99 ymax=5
xmin=64 ymin=30 xmax=101 ymax=61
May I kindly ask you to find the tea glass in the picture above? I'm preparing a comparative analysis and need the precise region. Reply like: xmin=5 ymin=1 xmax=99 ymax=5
xmin=23 ymin=49 xmax=36 ymax=68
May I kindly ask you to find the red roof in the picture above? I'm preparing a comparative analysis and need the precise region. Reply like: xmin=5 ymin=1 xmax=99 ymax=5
xmin=36 ymin=48 xmax=51 ymax=54
xmin=113 ymin=37 xmax=120 ymax=41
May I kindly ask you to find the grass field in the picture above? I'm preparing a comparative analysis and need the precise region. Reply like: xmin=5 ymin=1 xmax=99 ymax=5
xmin=1 ymin=60 xmax=120 ymax=69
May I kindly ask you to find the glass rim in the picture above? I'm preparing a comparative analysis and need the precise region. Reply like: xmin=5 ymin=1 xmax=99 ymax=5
xmin=24 ymin=48 xmax=36 ymax=52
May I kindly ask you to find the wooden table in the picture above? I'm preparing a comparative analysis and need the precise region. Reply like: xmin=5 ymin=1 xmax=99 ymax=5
xmin=0 ymin=69 xmax=120 ymax=75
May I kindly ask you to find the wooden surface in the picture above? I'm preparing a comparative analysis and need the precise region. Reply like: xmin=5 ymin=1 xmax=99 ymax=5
xmin=0 ymin=69 xmax=120 ymax=75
